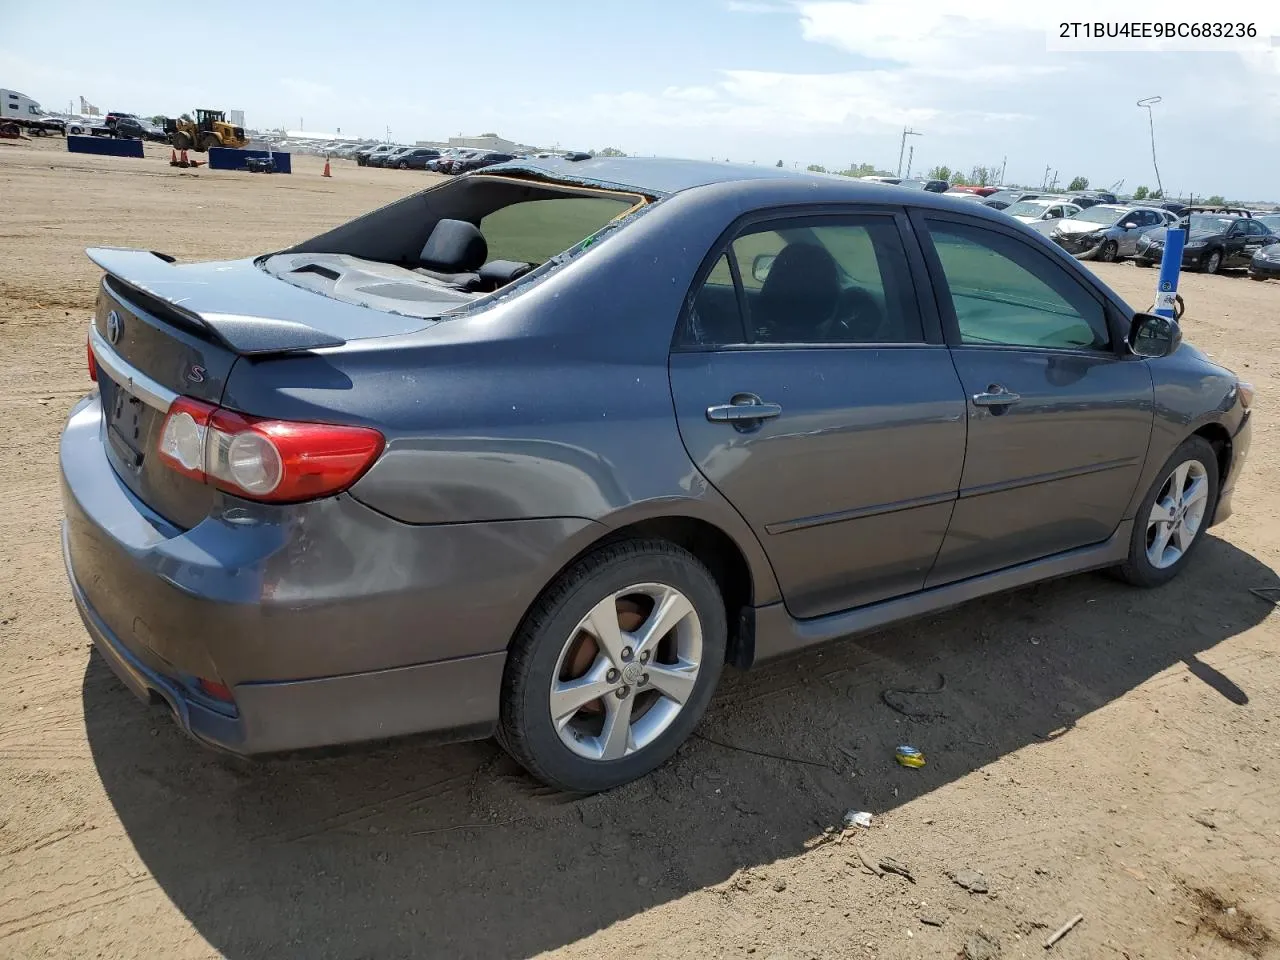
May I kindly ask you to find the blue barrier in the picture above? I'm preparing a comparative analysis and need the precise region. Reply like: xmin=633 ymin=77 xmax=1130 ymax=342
xmin=67 ymin=135 xmax=144 ymax=158
xmin=206 ymin=147 xmax=292 ymax=174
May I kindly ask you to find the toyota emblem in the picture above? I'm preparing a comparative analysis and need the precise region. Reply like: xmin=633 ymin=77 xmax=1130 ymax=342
xmin=106 ymin=310 xmax=122 ymax=345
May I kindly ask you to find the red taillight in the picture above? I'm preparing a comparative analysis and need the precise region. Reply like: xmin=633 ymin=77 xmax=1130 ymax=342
xmin=156 ymin=397 xmax=384 ymax=503
xmin=87 ymin=335 xmax=98 ymax=382
xmin=197 ymin=677 xmax=234 ymax=702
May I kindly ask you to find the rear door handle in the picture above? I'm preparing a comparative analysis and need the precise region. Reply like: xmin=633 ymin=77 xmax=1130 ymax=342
xmin=706 ymin=394 xmax=783 ymax=423
xmin=972 ymin=384 xmax=1021 ymax=408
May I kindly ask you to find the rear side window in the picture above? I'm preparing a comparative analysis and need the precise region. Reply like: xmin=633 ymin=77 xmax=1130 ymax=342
xmin=480 ymin=197 xmax=635 ymax=265
xmin=925 ymin=220 xmax=1110 ymax=351
xmin=682 ymin=215 xmax=923 ymax=347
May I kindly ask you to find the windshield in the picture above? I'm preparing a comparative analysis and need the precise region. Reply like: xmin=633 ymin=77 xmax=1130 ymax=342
xmin=1071 ymin=206 xmax=1124 ymax=225
xmin=1188 ymin=215 xmax=1235 ymax=234
xmin=1005 ymin=200 xmax=1052 ymax=217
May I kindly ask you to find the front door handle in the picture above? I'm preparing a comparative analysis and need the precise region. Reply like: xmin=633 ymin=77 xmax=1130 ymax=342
xmin=972 ymin=383 xmax=1021 ymax=408
xmin=706 ymin=393 xmax=783 ymax=423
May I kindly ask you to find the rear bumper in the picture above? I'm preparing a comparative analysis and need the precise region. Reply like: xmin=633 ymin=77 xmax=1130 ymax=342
xmin=60 ymin=394 xmax=598 ymax=755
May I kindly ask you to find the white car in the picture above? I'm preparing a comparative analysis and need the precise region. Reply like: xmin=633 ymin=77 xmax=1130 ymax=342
xmin=1004 ymin=198 xmax=1082 ymax=226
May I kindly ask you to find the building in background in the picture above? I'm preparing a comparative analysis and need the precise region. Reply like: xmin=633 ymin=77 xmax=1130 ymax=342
xmin=228 ymin=109 xmax=245 ymax=127
xmin=448 ymin=134 xmax=517 ymax=153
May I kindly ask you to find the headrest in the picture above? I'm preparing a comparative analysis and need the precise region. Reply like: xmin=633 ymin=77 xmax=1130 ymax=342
xmin=420 ymin=219 xmax=487 ymax=271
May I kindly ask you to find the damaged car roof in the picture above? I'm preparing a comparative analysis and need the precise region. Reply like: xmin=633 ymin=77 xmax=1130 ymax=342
xmin=479 ymin=155 xmax=831 ymax=198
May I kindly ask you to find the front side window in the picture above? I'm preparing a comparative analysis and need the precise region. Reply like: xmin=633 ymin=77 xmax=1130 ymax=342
xmin=926 ymin=220 xmax=1110 ymax=351
xmin=682 ymin=215 xmax=923 ymax=347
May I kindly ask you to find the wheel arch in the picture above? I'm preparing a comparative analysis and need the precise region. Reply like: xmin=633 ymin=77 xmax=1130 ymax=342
xmin=511 ymin=506 xmax=779 ymax=670
xmin=1192 ymin=421 xmax=1233 ymax=486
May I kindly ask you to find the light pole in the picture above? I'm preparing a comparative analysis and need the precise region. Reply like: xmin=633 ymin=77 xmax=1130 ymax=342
xmin=896 ymin=127 xmax=921 ymax=178
xmin=1137 ymin=96 xmax=1165 ymax=197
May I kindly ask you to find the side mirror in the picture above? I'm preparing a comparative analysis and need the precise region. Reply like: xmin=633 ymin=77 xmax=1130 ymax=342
xmin=1129 ymin=312 xmax=1182 ymax=358
xmin=1122 ymin=221 xmax=1138 ymax=230
xmin=751 ymin=253 xmax=776 ymax=284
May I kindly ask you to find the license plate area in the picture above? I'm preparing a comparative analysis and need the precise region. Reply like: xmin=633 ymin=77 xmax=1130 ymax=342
xmin=101 ymin=375 xmax=153 ymax=471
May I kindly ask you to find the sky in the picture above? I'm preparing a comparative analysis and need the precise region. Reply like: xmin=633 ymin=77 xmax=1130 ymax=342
xmin=3 ymin=0 xmax=1278 ymax=198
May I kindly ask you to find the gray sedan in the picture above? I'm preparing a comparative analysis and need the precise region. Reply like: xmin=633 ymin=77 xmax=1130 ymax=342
xmin=1050 ymin=204 xmax=1178 ymax=260
xmin=62 ymin=159 xmax=1253 ymax=792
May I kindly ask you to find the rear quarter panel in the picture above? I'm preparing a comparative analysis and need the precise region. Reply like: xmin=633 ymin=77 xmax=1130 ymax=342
xmin=221 ymin=181 xmax=784 ymax=603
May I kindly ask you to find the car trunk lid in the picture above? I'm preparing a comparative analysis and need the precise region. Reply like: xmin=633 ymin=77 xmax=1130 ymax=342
xmin=86 ymin=248 xmax=432 ymax=529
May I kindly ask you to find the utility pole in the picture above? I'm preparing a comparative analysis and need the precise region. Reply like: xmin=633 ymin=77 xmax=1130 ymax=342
xmin=1137 ymin=96 xmax=1165 ymax=198
xmin=1051 ymin=169 xmax=1059 ymax=190
xmin=896 ymin=127 xmax=922 ymax=177
xmin=1000 ymin=155 xmax=1007 ymax=185
xmin=906 ymin=145 xmax=914 ymax=179
xmin=1042 ymin=164 xmax=1051 ymax=189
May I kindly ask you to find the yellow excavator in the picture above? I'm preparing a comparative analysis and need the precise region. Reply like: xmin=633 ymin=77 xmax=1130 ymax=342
xmin=165 ymin=109 xmax=248 ymax=151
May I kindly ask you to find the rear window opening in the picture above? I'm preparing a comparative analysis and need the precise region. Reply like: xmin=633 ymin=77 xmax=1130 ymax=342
xmin=263 ymin=176 xmax=649 ymax=319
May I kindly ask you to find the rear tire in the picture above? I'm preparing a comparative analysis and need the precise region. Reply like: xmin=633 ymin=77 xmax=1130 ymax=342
xmin=497 ymin=539 xmax=726 ymax=793
xmin=1113 ymin=436 xmax=1218 ymax=588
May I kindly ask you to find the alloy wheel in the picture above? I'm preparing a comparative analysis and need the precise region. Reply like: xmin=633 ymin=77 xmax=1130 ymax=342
xmin=1205 ymin=251 xmax=1222 ymax=273
xmin=1145 ymin=459 xmax=1210 ymax=569
xmin=549 ymin=583 xmax=702 ymax=761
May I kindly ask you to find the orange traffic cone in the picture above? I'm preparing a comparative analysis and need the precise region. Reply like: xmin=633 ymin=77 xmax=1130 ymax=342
xmin=322 ymin=159 xmax=331 ymax=178
xmin=170 ymin=148 xmax=178 ymax=165
xmin=180 ymin=149 xmax=189 ymax=167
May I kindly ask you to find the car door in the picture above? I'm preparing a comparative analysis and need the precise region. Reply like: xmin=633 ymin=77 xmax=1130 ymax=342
xmin=1118 ymin=210 xmax=1155 ymax=255
xmin=1240 ymin=220 xmax=1271 ymax=265
xmin=669 ymin=210 xmax=967 ymax=619
xmin=911 ymin=212 xmax=1154 ymax=585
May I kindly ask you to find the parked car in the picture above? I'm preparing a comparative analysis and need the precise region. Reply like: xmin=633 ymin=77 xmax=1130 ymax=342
xmin=65 ymin=159 xmax=1251 ymax=793
xmin=1255 ymin=213 xmax=1280 ymax=234
xmin=1049 ymin=204 xmax=1172 ymax=261
xmin=1133 ymin=214 xmax=1278 ymax=274
xmin=898 ymin=179 xmax=950 ymax=193
xmin=1002 ymin=197 xmax=1083 ymax=226
xmin=440 ymin=149 xmax=484 ymax=174
xmin=946 ymin=184 xmax=999 ymax=197
xmin=103 ymin=111 xmax=138 ymax=130
xmin=1249 ymin=241 xmax=1280 ymax=281
xmin=1068 ymin=190 xmax=1118 ymax=207
xmin=113 ymin=117 xmax=166 ymax=141
xmin=356 ymin=144 xmax=396 ymax=166
xmin=371 ymin=146 xmax=414 ymax=168
xmin=859 ymin=175 xmax=901 ymax=185
xmin=452 ymin=151 xmax=516 ymax=174
xmin=426 ymin=148 xmax=464 ymax=173
xmin=981 ymin=190 xmax=1044 ymax=211
xmin=942 ymin=190 xmax=987 ymax=202
xmin=395 ymin=147 xmax=441 ymax=170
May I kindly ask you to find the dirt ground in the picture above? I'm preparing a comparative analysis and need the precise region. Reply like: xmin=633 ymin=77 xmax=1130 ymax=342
xmin=2 ymin=135 xmax=1279 ymax=960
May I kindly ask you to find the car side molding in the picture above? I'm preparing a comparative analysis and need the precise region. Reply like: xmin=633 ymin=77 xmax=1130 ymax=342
xmin=746 ymin=520 xmax=1133 ymax=664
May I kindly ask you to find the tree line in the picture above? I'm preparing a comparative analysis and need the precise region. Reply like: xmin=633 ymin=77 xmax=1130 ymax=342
xmin=796 ymin=162 xmax=1228 ymax=205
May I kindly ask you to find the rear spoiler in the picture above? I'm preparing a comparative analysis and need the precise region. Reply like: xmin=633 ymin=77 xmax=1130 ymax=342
xmin=86 ymin=247 xmax=346 ymax=354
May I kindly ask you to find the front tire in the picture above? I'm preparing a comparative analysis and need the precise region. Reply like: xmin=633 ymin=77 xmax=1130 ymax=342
xmin=1203 ymin=249 xmax=1222 ymax=274
xmin=498 ymin=539 xmax=726 ymax=793
xmin=1114 ymin=436 xmax=1218 ymax=587
xmin=1099 ymin=240 xmax=1119 ymax=263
